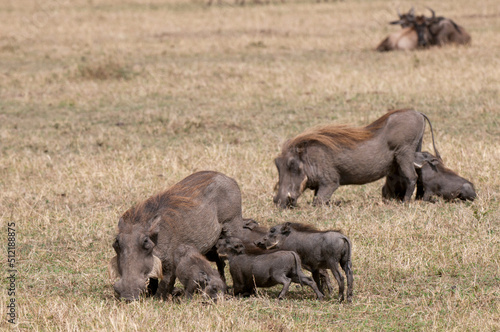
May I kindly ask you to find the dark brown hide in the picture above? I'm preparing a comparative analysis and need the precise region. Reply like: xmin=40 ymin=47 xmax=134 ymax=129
xmin=111 ymin=171 xmax=244 ymax=301
xmin=257 ymin=222 xmax=353 ymax=303
xmin=273 ymin=109 xmax=436 ymax=208
xmin=216 ymin=237 xmax=324 ymax=300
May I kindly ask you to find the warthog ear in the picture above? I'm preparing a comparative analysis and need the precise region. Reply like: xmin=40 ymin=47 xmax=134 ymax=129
xmin=108 ymin=256 xmax=120 ymax=285
xmin=148 ymin=215 xmax=161 ymax=245
xmin=147 ymin=255 xmax=163 ymax=280
xmin=282 ymin=222 xmax=292 ymax=235
xmin=117 ymin=217 xmax=125 ymax=231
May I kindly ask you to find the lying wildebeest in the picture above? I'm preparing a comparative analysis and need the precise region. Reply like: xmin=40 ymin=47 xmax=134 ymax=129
xmin=174 ymin=244 xmax=226 ymax=300
xmin=224 ymin=219 xmax=334 ymax=295
xmin=109 ymin=171 xmax=244 ymax=301
xmin=382 ymin=7 xmax=471 ymax=49
xmin=256 ymin=222 xmax=353 ymax=303
xmin=216 ymin=236 xmax=324 ymax=300
xmin=415 ymin=151 xmax=476 ymax=201
xmin=273 ymin=109 xmax=439 ymax=208
xmin=424 ymin=8 xmax=471 ymax=46
xmin=382 ymin=151 xmax=476 ymax=202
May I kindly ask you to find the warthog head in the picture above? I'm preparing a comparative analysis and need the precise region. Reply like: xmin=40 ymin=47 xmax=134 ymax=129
xmin=255 ymin=223 xmax=291 ymax=250
xmin=108 ymin=216 xmax=163 ymax=301
xmin=273 ymin=152 xmax=308 ymax=209
xmin=216 ymin=237 xmax=245 ymax=258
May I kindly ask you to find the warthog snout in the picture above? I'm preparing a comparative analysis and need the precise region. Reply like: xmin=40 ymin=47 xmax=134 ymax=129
xmin=108 ymin=255 xmax=163 ymax=301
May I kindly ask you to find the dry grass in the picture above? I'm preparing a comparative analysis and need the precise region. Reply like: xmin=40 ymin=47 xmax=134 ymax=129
xmin=1 ymin=0 xmax=499 ymax=330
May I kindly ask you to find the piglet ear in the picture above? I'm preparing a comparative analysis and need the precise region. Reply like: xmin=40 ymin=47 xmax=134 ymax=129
xmin=148 ymin=215 xmax=161 ymax=244
xmin=243 ymin=219 xmax=258 ymax=230
xmin=429 ymin=158 xmax=440 ymax=166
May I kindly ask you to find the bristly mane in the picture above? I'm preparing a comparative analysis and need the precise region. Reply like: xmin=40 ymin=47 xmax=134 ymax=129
xmin=282 ymin=109 xmax=410 ymax=152
xmin=121 ymin=171 xmax=217 ymax=225
xmin=288 ymin=222 xmax=342 ymax=234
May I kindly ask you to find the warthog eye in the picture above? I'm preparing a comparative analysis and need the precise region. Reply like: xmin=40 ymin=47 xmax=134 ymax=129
xmin=142 ymin=237 xmax=154 ymax=251
xmin=270 ymin=227 xmax=276 ymax=233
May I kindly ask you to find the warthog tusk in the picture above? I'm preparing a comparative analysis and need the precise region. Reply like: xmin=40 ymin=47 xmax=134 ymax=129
xmin=148 ymin=255 xmax=163 ymax=281
xmin=266 ymin=241 xmax=279 ymax=250
xmin=300 ymin=176 xmax=308 ymax=193
xmin=287 ymin=192 xmax=291 ymax=198
xmin=108 ymin=256 xmax=120 ymax=285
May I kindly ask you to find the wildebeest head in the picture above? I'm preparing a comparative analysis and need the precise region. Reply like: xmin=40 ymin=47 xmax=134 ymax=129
xmin=273 ymin=150 xmax=309 ymax=209
xmin=389 ymin=8 xmax=433 ymax=48
xmin=390 ymin=7 xmax=415 ymax=28
xmin=108 ymin=216 xmax=163 ymax=301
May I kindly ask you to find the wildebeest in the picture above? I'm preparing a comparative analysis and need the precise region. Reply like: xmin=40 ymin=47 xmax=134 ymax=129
xmin=224 ymin=218 xmax=334 ymax=295
xmin=216 ymin=236 xmax=324 ymax=300
xmin=109 ymin=171 xmax=244 ymax=301
xmin=414 ymin=151 xmax=476 ymax=201
xmin=377 ymin=8 xmax=470 ymax=51
xmin=256 ymin=222 xmax=353 ymax=303
xmin=380 ymin=7 xmax=471 ymax=50
xmin=273 ymin=109 xmax=439 ymax=208
xmin=174 ymin=244 xmax=226 ymax=300
xmin=424 ymin=8 xmax=471 ymax=46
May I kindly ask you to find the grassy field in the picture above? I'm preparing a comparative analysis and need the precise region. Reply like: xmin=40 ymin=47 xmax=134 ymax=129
xmin=1 ymin=0 xmax=499 ymax=330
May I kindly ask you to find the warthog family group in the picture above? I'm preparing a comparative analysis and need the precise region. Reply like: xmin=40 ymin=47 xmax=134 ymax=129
xmin=108 ymin=108 xmax=476 ymax=304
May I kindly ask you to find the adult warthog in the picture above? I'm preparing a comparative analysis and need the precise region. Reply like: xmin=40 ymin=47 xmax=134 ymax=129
xmin=273 ymin=109 xmax=439 ymax=208
xmin=108 ymin=171 xmax=244 ymax=301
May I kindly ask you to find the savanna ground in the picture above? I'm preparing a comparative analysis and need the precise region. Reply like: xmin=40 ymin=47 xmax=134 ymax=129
xmin=0 ymin=0 xmax=499 ymax=330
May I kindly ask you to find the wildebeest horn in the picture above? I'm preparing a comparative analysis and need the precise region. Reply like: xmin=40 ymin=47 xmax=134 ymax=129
xmin=107 ymin=255 xmax=163 ymax=284
xmin=426 ymin=7 xmax=436 ymax=20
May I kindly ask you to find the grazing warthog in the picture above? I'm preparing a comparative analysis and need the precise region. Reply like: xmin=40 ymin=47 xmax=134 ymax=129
xmin=109 ymin=171 xmax=244 ymax=301
xmin=414 ymin=151 xmax=476 ymax=201
xmin=273 ymin=109 xmax=438 ymax=208
xmin=256 ymin=222 xmax=353 ymax=303
xmin=174 ymin=244 xmax=226 ymax=300
xmin=225 ymin=219 xmax=334 ymax=295
xmin=216 ymin=236 xmax=324 ymax=300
